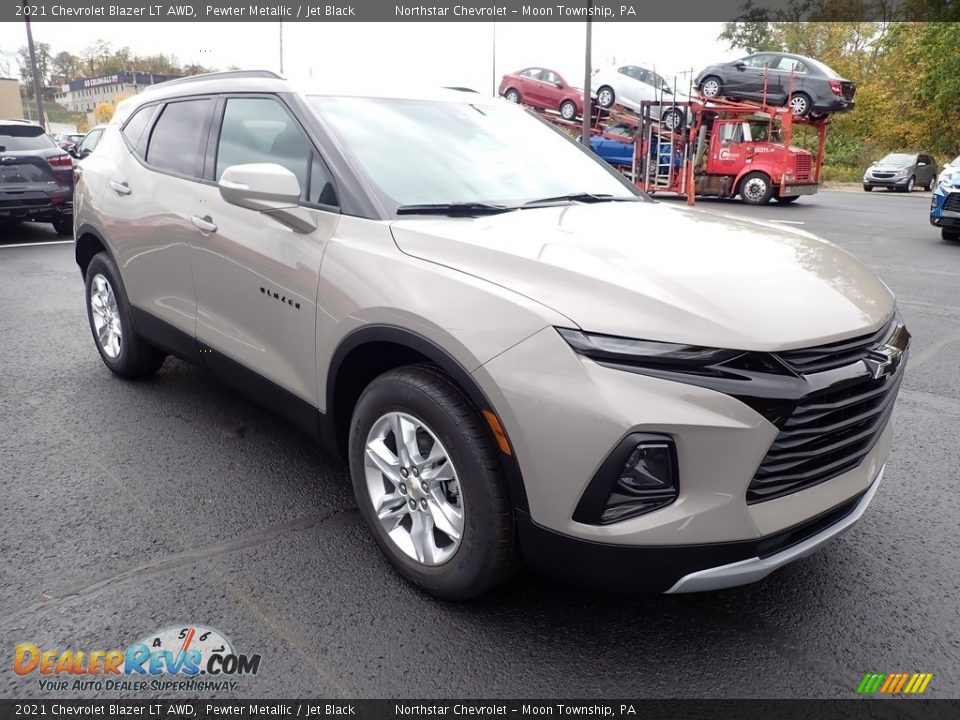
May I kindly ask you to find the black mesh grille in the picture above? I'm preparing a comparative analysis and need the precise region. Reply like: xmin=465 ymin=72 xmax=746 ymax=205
xmin=747 ymin=367 xmax=904 ymax=503
xmin=776 ymin=320 xmax=893 ymax=374
xmin=944 ymin=193 xmax=960 ymax=213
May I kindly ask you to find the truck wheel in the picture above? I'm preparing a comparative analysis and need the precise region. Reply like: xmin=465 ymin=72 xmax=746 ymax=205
xmin=597 ymin=86 xmax=615 ymax=109
xmin=775 ymin=195 xmax=800 ymax=204
xmin=740 ymin=172 xmax=774 ymax=205
xmin=559 ymin=100 xmax=577 ymax=120
xmin=85 ymin=252 xmax=166 ymax=378
xmin=942 ymin=229 xmax=960 ymax=243
xmin=504 ymin=88 xmax=520 ymax=103
xmin=349 ymin=365 xmax=519 ymax=600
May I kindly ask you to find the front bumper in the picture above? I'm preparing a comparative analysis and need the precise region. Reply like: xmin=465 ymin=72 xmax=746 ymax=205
xmin=517 ymin=465 xmax=882 ymax=594
xmin=863 ymin=176 xmax=909 ymax=188
xmin=475 ymin=324 xmax=901 ymax=592
xmin=779 ymin=183 xmax=818 ymax=197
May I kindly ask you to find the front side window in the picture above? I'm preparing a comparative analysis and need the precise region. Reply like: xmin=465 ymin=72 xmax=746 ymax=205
xmin=309 ymin=96 xmax=635 ymax=213
xmin=146 ymin=99 xmax=212 ymax=178
xmin=216 ymin=97 xmax=312 ymax=196
xmin=541 ymin=70 xmax=559 ymax=84
xmin=719 ymin=123 xmax=745 ymax=144
xmin=522 ymin=69 xmax=543 ymax=80
xmin=77 ymin=128 xmax=103 ymax=154
xmin=742 ymin=54 xmax=776 ymax=68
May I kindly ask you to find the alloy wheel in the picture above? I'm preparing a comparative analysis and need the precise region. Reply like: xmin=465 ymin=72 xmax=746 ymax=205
xmin=561 ymin=102 xmax=576 ymax=120
xmin=90 ymin=274 xmax=122 ymax=359
xmin=364 ymin=412 xmax=464 ymax=566
xmin=789 ymin=95 xmax=809 ymax=116
xmin=505 ymin=89 xmax=519 ymax=103
xmin=598 ymin=88 xmax=614 ymax=108
xmin=701 ymin=79 xmax=720 ymax=97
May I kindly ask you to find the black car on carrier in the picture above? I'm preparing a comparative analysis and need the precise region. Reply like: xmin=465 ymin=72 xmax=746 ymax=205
xmin=1 ymin=119 xmax=74 ymax=235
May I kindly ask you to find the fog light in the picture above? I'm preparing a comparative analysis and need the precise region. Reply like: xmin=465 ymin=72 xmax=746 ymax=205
xmin=574 ymin=435 xmax=679 ymax=525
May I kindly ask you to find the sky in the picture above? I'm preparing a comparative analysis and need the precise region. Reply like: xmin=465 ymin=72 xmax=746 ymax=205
xmin=0 ymin=21 xmax=742 ymax=92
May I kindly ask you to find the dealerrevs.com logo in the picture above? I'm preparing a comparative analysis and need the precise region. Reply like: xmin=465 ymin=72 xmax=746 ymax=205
xmin=14 ymin=625 xmax=261 ymax=693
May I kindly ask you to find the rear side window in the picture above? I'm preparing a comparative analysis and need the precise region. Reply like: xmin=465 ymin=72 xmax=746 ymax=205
xmin=0 ymin=125 xmax=55 ymax=151
xmin=216 ymin=97 xmax=311 ymax=194
xmin=146 ymin=99 xmax=212 ymax=178
xmin=122 ymin=105 xmax=158 ymax=156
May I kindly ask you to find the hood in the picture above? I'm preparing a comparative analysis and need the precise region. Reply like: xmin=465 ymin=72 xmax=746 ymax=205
xmin=390 ymin=201 xmax=894 ymax=352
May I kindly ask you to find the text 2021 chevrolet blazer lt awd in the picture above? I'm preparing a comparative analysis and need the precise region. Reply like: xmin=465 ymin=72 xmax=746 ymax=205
xmin=73 ymin=72 xmax=909 ymax=600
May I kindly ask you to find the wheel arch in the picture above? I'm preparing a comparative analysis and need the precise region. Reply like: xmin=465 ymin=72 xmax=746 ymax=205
xmin=324 ymin=325 xmax=529 ymax=512
xmin=75 ymin=223 xmax=113 ymax=277
xmin=734 ymin=168 xmax=772 ymax=196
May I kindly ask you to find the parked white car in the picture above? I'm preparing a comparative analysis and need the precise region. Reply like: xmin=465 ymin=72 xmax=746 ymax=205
xmin=591 ymin=64 xmax=688 ymax=129
xmin=938 ymin=155 xmax=960 ymax=185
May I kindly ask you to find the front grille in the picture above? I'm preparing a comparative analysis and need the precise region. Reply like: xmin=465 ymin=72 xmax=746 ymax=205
xmin=748 ymin=368 xmax=902 ymax=503
xmin=872 ymin=172 xmax=895 ymax=179
xmin=944 ymin=193 xmax=960 ymax=213
xmin=776 ymin=320 xmax=893 ymax=374
xmin=795 ymin=155 xmax=812 ymax=173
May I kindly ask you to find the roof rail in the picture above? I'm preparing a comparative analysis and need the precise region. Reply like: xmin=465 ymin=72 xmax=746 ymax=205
xmin=153 ymin=69 xmax=284 ymax=88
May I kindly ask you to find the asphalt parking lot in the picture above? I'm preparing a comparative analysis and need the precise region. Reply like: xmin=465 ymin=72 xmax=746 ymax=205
xmin=2 ymin=189 xmax=958 ymax=699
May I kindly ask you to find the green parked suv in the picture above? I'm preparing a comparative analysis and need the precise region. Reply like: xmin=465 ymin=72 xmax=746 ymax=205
xmin=75 ymin=71 xmax=908 ymax=599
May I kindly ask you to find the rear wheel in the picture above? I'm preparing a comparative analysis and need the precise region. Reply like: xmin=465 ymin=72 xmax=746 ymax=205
xmin=700 ymin=76 xmax=722 ymax=98
xmin=85 ymin=252 xmax=165 ymax=378
xmin=942 ymin=228 xmax=960 ymax=243
xmin=349 ymin=365 xmax=518 ymax=600
xmin=52 ymin=216 xmax=72 ymax=236
xmin=597 ymin=86 xmax=615 ymax=109
xmin=559 ymin=100 xmax=577 ymax=120
xmin=661 ymin=107 xmax=684 ymax=131
xmin=788 ymin=93 xmax=812 ymax=117
xmin=504 ymin=88 xmax=520 ymax=103
xmin=739 ymin=172 xmax=774 ymax=205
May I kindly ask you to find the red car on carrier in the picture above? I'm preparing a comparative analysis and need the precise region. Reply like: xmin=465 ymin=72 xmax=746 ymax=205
xmin=499 ymin=68 xmax=585 ymax=121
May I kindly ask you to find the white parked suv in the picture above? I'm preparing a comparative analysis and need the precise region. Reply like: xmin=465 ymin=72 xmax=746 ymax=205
xmin=74 ymin=71 xmax=909 ymax=599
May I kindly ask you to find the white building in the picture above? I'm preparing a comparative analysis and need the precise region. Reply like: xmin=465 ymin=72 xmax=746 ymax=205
xmin=55 ymin=71 xmax=181 ymax=112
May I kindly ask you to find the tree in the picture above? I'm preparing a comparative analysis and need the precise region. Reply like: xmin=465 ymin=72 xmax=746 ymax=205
xmin=93 ymin=102 xmax=115 ymax=124
xmin=50 ymin=51 xmax=80 ymax=85
xmin=17 ymin=42 xmax=52 ymax=93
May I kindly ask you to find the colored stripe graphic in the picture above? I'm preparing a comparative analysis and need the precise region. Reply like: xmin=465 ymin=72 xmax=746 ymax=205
xmin=857 ymin=672 xmax=933 ymax=694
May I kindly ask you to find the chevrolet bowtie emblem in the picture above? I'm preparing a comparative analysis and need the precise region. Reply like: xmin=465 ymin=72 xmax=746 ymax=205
xmin=864 ymin=342 xmax=903 ymax=380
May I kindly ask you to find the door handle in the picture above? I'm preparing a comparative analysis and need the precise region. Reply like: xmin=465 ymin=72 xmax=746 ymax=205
xmin=109 ymin=180 xmax=131 ymax=195
xmin=190 ymin=215 xmax=217 ymax=233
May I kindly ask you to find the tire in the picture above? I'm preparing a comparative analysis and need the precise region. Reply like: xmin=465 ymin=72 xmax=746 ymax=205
xmin=899 ymin=175 xmax=915 ymax=193
xmin=788 ymin=93 xmax=812 ymax=117
xmin=84 ymin=252 xmax=165 ymax=378
xmin=52 ymin=216 xmax=72 ymax=236
xmin=504 ymin=88 xmax=520 ymax=104
xmin=925 ymin=177 xmax=935 ymax=191
xmin=863 ymin=185 xmax=873 ymax=192
xmin=775 ymin=194 xmax=800 ymax=204
xmin=739 ymin=171 xmax=774 ymax=205
xmin=596 ymin=85 xmax=615 ymax=109
xmin=942 ymin=228 xmax=960 ymax=243
xmin=700 ymin=76 xmax=722 ymax=98
xmin=349 ymin=364 xmax=519 ymax=600
xmin=559 ymin=100 xmax=577 ymax=121
xmin=661 ymin=107 xmax=684 ymax=131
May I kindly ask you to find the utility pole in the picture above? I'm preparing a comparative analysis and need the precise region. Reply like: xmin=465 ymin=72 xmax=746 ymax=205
xmin=279 ymin=22 xmax=284 ymax=74
xmin=22 ymin=0 xmax=46 ymax=128
xmin=581 ymin=6 xmax=592 ymax=145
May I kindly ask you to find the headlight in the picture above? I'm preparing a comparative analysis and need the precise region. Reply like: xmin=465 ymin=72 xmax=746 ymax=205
xmin=557 ymin=328 xmax=739 ymax=367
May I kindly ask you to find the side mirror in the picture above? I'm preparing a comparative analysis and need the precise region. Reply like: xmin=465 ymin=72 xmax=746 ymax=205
xmin=67 ymin=147 xmax=79 ymax=159
xmin=554 ymin=81 xmax=564 ymax=88
xmin=734 ymin=61 xmax=746 ymax=70
xmin=79 ymin=148 xmax=92 ymax=159
xmin=218 ymin=163 xmax=315 ymax=233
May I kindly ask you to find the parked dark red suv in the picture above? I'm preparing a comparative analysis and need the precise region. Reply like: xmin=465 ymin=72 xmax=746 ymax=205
xmin=498 ymin=68 xmax=585 ymax=121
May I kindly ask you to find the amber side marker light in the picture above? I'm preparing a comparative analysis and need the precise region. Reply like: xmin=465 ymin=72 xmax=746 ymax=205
xmin=482 ymin=410 xmax=512 ymax=456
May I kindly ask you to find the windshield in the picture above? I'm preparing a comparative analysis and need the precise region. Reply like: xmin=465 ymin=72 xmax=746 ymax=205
xmin=879 ymin=153 xmax=917 ymax=166
xmin=0 ymin=126 xmax=56 ymax=152
xmin=309 ymin=97 xmax=636 ymax=214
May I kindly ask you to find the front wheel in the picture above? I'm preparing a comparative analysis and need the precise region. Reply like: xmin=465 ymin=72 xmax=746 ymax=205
xmin=863 ymin=185 xmax=873 ymax=192
xmin=349 ymin=365 xmax=519 ymax=600
xmin=775 ymin=194 xmax=800 ymax=204
xmin=943 ymin=228 xmax=960 ymax=243
xmin=85 ymin=252 xmax=166 ymax=378
xmin=739 ymin=172 xmax=774 ymax=205
xmin=700 ymin=76 xmax=722 ymax=98
xmin=596 ymin=85 xmax=615 ymax=109
xmin=899 ymin=175 xmax=915 ymax=192
xmin=559 ymin=100 xmax=577 ymax=121
xmin=925 ymin=177 xmax=935 ymax=191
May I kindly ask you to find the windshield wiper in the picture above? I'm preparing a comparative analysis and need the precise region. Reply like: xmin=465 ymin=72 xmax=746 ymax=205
xmin=396 ymin=202 xmax=514 ymax=217
xmin=522 ymin=193 xmax=640 ymax=207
